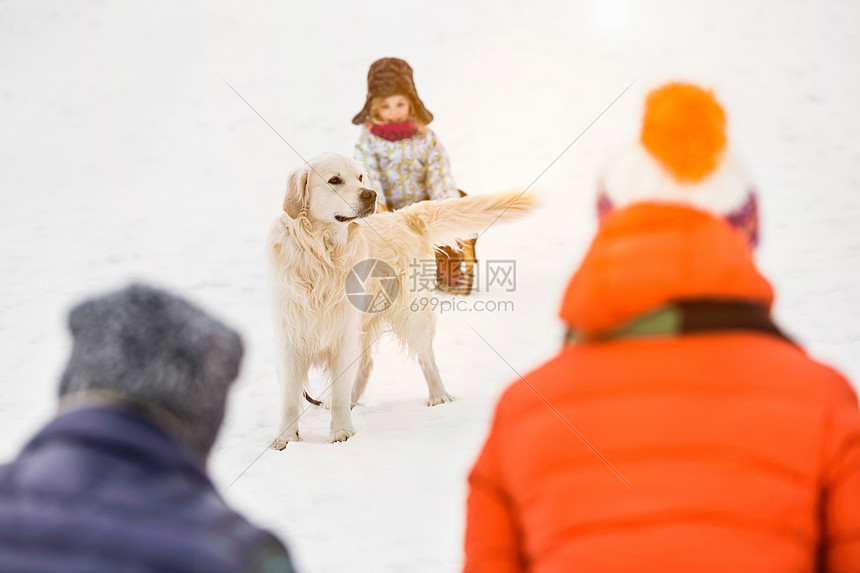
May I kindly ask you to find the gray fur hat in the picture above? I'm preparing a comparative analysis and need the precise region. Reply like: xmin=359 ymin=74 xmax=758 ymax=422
xmin=59 ymin=283 xmax=244 ymax=459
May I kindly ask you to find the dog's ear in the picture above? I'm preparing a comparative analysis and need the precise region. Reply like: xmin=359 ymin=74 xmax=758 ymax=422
xmin=283 ymin=166 xmax=310 ymax=218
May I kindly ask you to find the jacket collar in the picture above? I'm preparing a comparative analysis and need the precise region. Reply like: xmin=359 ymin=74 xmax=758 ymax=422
xmin=24 ymin=406 xmax=211 ymax=482
xmin=560 ymin=203 xmax=774 ymax=338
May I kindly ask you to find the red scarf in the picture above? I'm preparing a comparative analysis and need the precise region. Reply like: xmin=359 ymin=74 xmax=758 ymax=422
xmin=370 ymin=121 xmax=418 ymax=142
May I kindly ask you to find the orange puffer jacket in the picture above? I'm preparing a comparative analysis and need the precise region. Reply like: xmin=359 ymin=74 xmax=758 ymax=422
xmin=465 ymin=204 xmax=860 ymax=573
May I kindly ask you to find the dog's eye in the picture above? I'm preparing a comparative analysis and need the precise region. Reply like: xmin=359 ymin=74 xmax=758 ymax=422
xmin=358 ymin=174 xmax=363 ymax=183
xmin=328 ymin=176 xmax=343 ymax=185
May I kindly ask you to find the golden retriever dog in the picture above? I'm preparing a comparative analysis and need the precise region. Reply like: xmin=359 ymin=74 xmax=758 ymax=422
xmin=267 ymin=153 xmax=534 ymax=447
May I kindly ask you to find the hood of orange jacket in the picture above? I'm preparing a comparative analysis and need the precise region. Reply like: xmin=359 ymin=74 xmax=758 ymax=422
xmin=560 ymin=203 xmax=774 ymax=338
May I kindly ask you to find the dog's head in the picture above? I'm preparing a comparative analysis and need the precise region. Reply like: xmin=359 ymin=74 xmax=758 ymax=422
xmin=283 ymin=153 xmax=377 ymax=226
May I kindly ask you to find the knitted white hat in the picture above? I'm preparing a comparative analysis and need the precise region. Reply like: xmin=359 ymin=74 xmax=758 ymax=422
xmin=598 ymin=82 xmax=759 ymax=247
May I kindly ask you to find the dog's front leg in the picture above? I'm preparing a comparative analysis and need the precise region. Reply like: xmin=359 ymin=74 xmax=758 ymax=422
xmin=272 ymin=340 xmax=309 ymax=450
xmin=351 ymin=326 xmax=377 ymax=407
xmin=328 ymin=328 xmax=361 ymax=443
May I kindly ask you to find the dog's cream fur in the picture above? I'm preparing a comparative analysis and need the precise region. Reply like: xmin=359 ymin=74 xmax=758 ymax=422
xmin=268 ymin=153 xmax=534 ymax=447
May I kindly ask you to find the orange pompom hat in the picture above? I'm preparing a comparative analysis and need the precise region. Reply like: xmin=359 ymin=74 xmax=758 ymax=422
xmin=597 ymin=82 xmax=759 ymax=248
xmin=640 ymin=83 xmax=727 ymax=182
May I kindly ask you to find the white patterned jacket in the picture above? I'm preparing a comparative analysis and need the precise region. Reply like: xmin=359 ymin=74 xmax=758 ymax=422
xmin=354 ymin=127 xmax=460 ymax=210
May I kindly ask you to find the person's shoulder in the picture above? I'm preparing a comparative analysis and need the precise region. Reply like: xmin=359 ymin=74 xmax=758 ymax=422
xmin=356 ymin=125 xmax=376 ymax=141
xmin=491 ymin=353 xmax=564 ymax=422
xmin=0 ymin=459 xmax=15 ymax=491
xmin=754 ymin=337 xmax=857 ymax=406
xmin=242 ymin=534 xmax=295 ymax=573
xmin=200 ymin=502 xmax=295 ymax=572
xmin=420 ymin=128 xmax=450 ymax=151
xmin=811 ymin=359 xmax=858 ymax=408
xmin=492 ymin=343 xmax=615 ymax=428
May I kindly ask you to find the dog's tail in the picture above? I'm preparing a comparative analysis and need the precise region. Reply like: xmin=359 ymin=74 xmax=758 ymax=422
xmin=303 ymin=390 xmax=322 ymax=407
xmin=398 ymin=190 xmax=537 ymax=248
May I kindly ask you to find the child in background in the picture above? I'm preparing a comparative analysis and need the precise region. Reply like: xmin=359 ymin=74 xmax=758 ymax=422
xmin=353 ymin=57 xmax=476 ymax=295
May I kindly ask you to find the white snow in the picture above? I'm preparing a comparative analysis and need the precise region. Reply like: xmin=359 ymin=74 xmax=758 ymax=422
xmin=2 ymin=1 xmax=859 ymax=571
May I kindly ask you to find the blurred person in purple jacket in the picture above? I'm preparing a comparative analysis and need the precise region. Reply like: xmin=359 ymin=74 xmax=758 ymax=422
xmin=0 ymin=283 xmax=295 ymax=573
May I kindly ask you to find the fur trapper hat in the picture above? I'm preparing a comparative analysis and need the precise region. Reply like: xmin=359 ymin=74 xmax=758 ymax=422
xmin=352 ymin=57 xmax=433 ymax=125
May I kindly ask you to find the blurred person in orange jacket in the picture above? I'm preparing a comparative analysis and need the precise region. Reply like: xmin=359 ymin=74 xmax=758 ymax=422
xmin=463 ymin=83 xmax=860 ymax=573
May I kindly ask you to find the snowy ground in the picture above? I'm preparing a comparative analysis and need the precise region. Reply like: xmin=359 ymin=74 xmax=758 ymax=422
xmin=2 ymin=1 xmax=859 ymax=571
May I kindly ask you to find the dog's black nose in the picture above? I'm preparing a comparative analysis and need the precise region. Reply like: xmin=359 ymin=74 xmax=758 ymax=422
xmin=360 ymin=188 xmax=377 ymax=203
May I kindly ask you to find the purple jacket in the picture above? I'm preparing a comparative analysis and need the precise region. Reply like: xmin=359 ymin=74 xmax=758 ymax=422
xmin=0 ymin=406 xmax=295 ymax=573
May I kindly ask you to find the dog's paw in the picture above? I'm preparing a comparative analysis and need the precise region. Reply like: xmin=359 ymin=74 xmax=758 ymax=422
xmin=271 ymin=432 xmax=299 ymax=450
xmin=428 ymin=392 xmax=454 ymax=406
xmin=330 ymin=428 xmax=355 ymax=443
